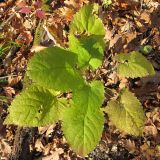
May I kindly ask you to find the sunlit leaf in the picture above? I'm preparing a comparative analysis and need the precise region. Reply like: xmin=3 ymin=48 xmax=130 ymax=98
xmin=114 ymin=51 xmax=155 ymax=78
xmin=105 ymin=88 xmax=145 ymax=136
xmin=62 ymin=81 xmax=105 ymax=156
xmin=4 ymin=85 xmax=66 ymax=126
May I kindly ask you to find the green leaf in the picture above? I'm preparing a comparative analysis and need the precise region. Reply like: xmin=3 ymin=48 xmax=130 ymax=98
xmin=4 ymin=85 xmax=66 ymax=126
xmin=105 ymin=88 xmax=145 ymax=136
xmin=114 ymin=51 xmax=155 ymax=78
xmin=139 ymin=45 xmax=153 ymax=55
xmin=70 ymin=4 xmax=105 ymax=36
xmin=42 ymin=0 xmax=51 ymax=12
xmin=62 ymin=81 xmax=105 ymax=156
xmin=33 ymin=20 xmax=44 ymax=46
xmin=102 ymin=0 xmax=112 ymax=7
xmin=69 ymin=34 xmax=105 ymax=69
xmin=27 ymin=46 xmax=84 ymax=91
xmin=73 ymin=81 xmax=105 ymax=108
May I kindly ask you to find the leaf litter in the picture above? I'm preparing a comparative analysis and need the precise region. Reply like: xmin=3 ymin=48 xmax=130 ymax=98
xmin=0 ymin=0 xmax=160 ymax=159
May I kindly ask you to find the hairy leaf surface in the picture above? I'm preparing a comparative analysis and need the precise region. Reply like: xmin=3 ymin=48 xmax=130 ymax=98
xmin=27 ymin=47 xmax=84 ymax=91
xmin=62 ymin=81 xmax=105 ymax=156
xmin=115 ymin=51 xmax=155 ymax=78
xmin=4 ymin=85 xmax=66 ymax=126
xmin=70 ymin=4 xmax=105 ymax=36
xmin=105 ymin=88 xmax=145 ymax=136
xmin=69 ymin=34 xmax=105 ymax=69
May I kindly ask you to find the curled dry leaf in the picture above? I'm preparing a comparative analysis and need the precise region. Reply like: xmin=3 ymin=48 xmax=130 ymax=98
xmin=3 ymin=87 xmax=15 ymax=97
xmin=125 ymin=139 xmax=136 ymax=153
xmin=8 ymin=76 xmax=22 ymax=86
xmin=16 ymin=31 xmax=33 ymax=45
xmin=0 ymin=139 xmax=12 ymax=159
xmin=60 ymin=7 xmax=75 ymax=22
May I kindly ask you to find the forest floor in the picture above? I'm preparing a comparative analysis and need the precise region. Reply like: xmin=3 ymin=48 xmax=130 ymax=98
xmin=0 ymin=0 xmax=160 ymax=159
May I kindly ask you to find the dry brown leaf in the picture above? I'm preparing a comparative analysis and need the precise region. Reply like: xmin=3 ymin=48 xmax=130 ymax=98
xmin=105 ymin=28 xmax=115 ymax=42
xmin=115 ymin=0 xmax=140 ymax=9
xmin=16 ymin=31 xmax=33 ymax=45
xmin=38 ymin=126 xmax=50 ymax=135
xmin=140 ymin=142 xmax=156 ymax=159
xmin=0 ymin=139 xmax=12 ymax=159
xmin=108 ymin=34 xmax=126 ymax=53
xmin=139 ymin=11 xmax=151 ymax=25
xmin=35 ymin=139 xmax=44 ymax=152
xmin=64 ymin=0 xmax=88 ymax=8
xmin=38 ymin=124 xmax=55 ymax=136
xmin=60 ymin=7 xmax=75 ymax=22
xmin=23 ymin=20 xmax=33 ymax=29
xmin=3 ymin=87 xmax=15 ymax=97
xmin=8 ymin=76 xmax=22 ymax=86
xmin=124 ymin=31 xmax=137 ymax=44
xmin=144 ymin=125 xmax=158 ymax=136
xmin=125 ymin=139 xmax=136 ymax=153
xmin=43 ymin=143 xmax=55 ymax=156
xmin=42 ymin=148 xmax=64 ymax=160
xmin=46 ymin=125 xmax=55 ymax=137
xmin=15 ymin=0 xmax=27 ymax=8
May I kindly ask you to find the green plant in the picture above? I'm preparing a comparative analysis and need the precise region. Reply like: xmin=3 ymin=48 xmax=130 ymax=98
xmin=4 ymin=4 xmax=155 ymax=157
xmin=0 ymin=41 xmax=19 ymax=57
xmin=102 ymin=0 xmax=112 ymax=7
xmin=139 ymin=45 xmax=153 ymax=55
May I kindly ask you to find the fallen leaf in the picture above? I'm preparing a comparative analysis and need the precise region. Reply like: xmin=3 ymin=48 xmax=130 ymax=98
xmin=16 ymin=0 xmax=27 ymax=8
xmin=34 ymin=1 xmax=43 ymax=9
xmin=35 ymin=9 xmax=45 ymax=19
xmin=60 ymin=7 xmax=75 ymax=22
xmin=16 ymin=31 xmax=33 ymax=45
xmin=3 ymin=87 xmax=15 ymax=97
xmin=19 ymin=6 xmax=32 ymax=14
xmin=42 ymin=148 xmax=64 ymax=160
xmin=125 ymin=139 xmax=136 ymax=153
xmin=144 ymin=124 xmax=158 ymax=136
xmin=8 ymin=76 xmax=22 ymax=86
xmin=0 ymin=139 xmax=12 ymax=159
xmin=35 ymin=139 xmax=44 ymax=152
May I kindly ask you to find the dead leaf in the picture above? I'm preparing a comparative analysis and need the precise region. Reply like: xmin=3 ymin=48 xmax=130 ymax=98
xmin=35 ymin=139 xmax=44 ymax=152
xmin=3 ymin=87 xmax=15 ymax=97
xmin=19 ymin=6 xmax=32 ymax=14
xmin=64 ymin=0 xmax=88 ymax=8
xmin=139 ymin=11 xmax=151 ymax=25
xmin=8 ymin=76 xmax=22 ymax=86
xmin=23 ymin=20 xmax=33 ymax=29
xmin=16 ymin=31 xmax=33 ymax=45
xmin=34 ymin=1 xmax=43 ymax=9
xmin=16 ymin=0 xmax=27 ymax=8
xmin=125 ymin=139 xmax=136 ymax=153
xmin=115 ymin=0 xmax=140 ymax=9
xmin=42 ymin=148 xmax=64 ymax=160
xmin=108 ymin=34 xmax=126 ymax=52
xmin=144 ymin=125 xmax=158 ymax=136
xmin=35 ymin=9 xmax=45 ymax=19
xmin=0 ymin=139 xmax=12 ymax=159
xmin=60 ymin=7 xmax=75 ymax=22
